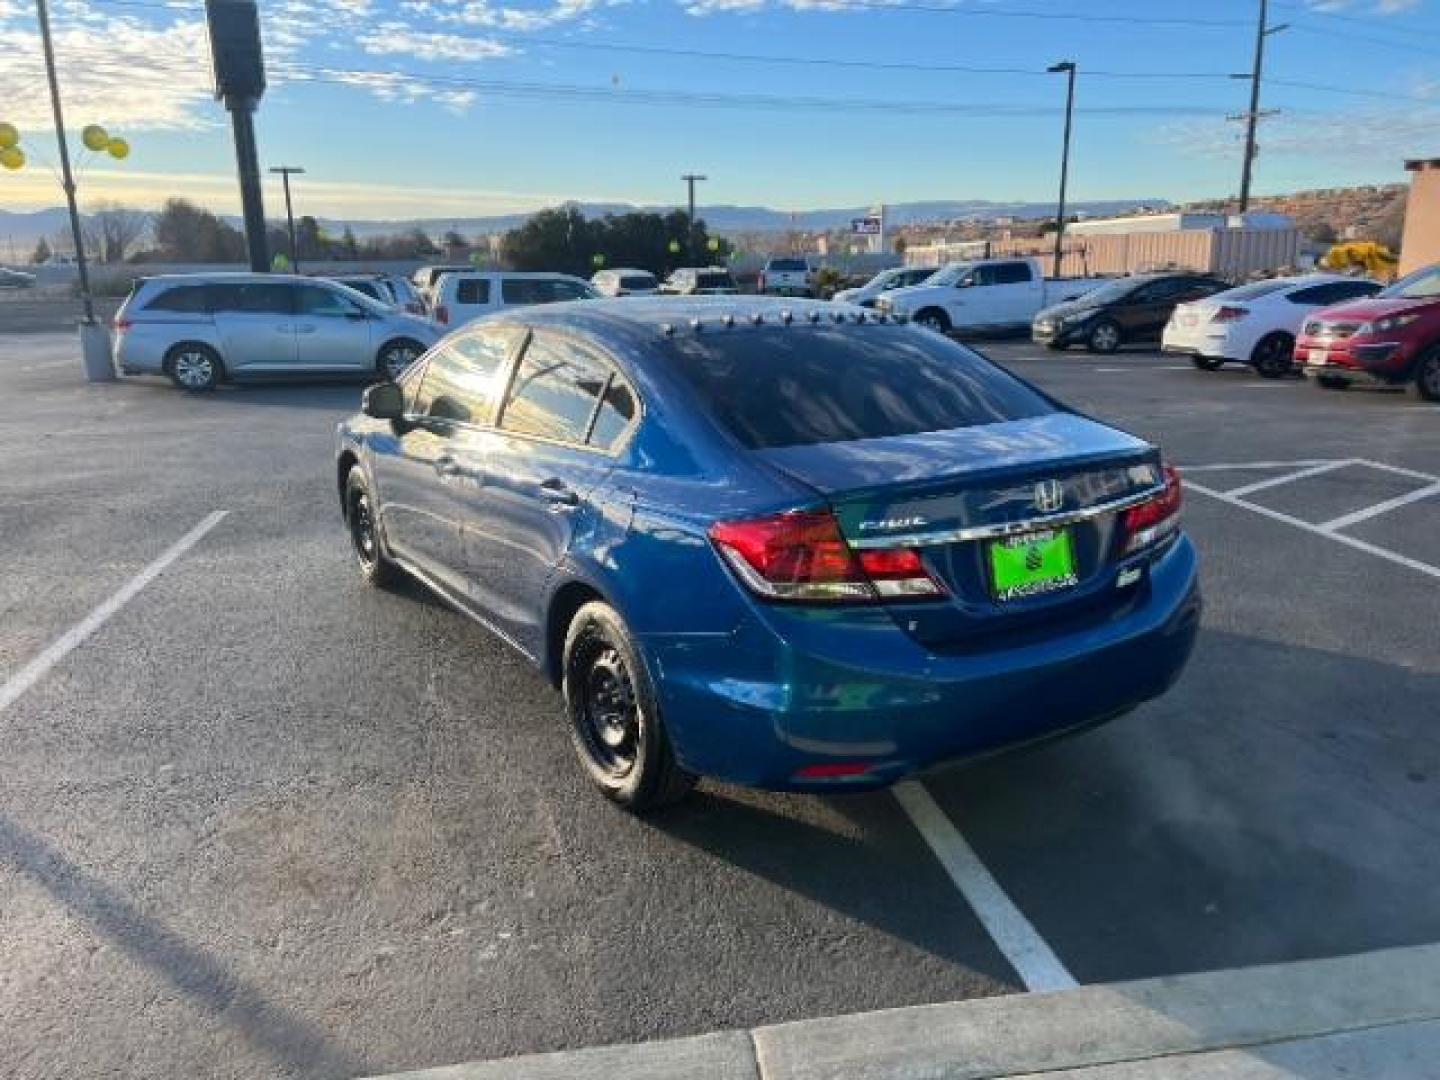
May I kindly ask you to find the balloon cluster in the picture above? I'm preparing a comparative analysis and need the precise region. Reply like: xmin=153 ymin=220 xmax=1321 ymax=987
xmin=0 ymin=121 xmax=132 ymax=173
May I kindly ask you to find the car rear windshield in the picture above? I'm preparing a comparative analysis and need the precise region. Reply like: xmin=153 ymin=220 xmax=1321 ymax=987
xmin=1216 ymin=280 xmax=1292 ymax=302
xmin=767 ymin=259 xmax=807 ymax=273
xmin=666 ymin=327 xmax=1053 ymax=449
xmin=697 ymin=272 xmax=735 ymax=290
xmin=620 ymin=275 xmax=656 ymax=290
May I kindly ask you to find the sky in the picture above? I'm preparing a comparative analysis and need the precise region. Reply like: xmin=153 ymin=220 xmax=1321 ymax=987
xmin=1 ymin=0 xmax=1439 ymax=221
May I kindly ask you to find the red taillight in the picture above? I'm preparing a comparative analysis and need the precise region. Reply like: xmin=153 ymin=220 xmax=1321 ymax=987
xmin=1210 ymin=305 xmax=1248 ymax=323
xmin=435 ymin=304 xmax=449 ymax=325
xmin=709 ymin=510 xmax=942 ymax=603
xmin=112 ymin=317 xmax=132 ymax=331
xmin=1121 ymin=465 xmax=1182 ymax=554
xmin=793 ymin=762 xmax=873 ymax=780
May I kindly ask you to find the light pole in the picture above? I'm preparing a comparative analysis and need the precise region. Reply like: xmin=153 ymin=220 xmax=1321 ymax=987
xmin=270 ymin=165 xmax=304 ymax=271
xmin=682 ymin=173 xmax=707 ymax=264
xmin=1048 ymin=60 xmax=1076 ymax=280
xmin=1231 ymin=0 xmax=1287 ymax=213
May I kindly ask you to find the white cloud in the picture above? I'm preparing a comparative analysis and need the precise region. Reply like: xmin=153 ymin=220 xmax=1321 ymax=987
xmin=421 ymin=0 xmax=615 ymax=30
xmin=1159 ymin=106 xmax=1440 ymax=164
xmin=1302 ymin=0 xmax=1420 ymax=13
xmin=357 ymin=22 xmax=511 ymax=61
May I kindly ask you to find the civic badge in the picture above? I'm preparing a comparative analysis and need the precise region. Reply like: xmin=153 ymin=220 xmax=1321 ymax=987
xmin=1032 ymin=479 xmax=1064 ymax=514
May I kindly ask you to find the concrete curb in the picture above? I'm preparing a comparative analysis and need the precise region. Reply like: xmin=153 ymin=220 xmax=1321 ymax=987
xmin=367 ymin=942 xmax=1440 ymax=1080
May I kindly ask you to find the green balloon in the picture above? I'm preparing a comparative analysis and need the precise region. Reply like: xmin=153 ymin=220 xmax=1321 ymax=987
xmin=592 ymin=253 xmax=606 ymax=268
xmin=667 ymin=239 xmax=681 ymax=254
xmin=271 ymin=252 xmax=291 ymax=271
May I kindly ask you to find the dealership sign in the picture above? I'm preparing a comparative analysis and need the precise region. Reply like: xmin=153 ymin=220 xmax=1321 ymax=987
xmin=850 ymin=216 xmax=882 ymax=235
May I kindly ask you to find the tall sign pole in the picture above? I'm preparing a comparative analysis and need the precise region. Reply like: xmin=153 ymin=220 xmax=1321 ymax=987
xmin=270 ymin=165 xmax=305 ymax=271
xmin=1048 ymin=61 xmax=1077 ymax=280
xmin=682 ymin=173 xmax=706 ymax=264
xmin=206 ymin=0 xmax=269 ymax=271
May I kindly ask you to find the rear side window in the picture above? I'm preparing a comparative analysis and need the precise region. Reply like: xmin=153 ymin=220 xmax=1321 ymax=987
xmin=411 ymin=326 xmax=520 ymax=425
xmin=209 ymin=283 xmax=293 ymax=314
xmin=144 ymin=285 xmax=209 ymax=313
xmin=500 ymin=332 xmax=634 ymax=448
xmin=457 ymin=279 xmax=491 ymax=305
xmin=295 ymin=284 xmax=361 ymax=316
xmin=501 ymin=278 xmax=590 ymax=305
xmin=667 ymin=327 xmax=1053 ymax=449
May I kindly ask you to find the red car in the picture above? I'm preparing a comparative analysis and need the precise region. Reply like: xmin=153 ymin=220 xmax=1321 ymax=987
xmin=1296 ymin=263 xmax=1440 ymax=401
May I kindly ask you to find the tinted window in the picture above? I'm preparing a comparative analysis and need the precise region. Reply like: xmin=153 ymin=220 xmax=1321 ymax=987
xmin=210 ymin=283 xmax=293 ymax=315
xmin=551 ymin=279 xmax=594 ymax=301
xmin=696 ymin=272 xmax=736 ymax=290
xmin=145 ymin=285 xmax=209 ymax=313
xmin=589 ymin=378 xmax=638 ymax=450
xmin=457 ymin=278 xmax=491 ymax=305
xmin=411 ymin=327 xmax=519 ymax=425
xmin=619 ymin=274 xmax=656 ymax=291
xmin=502 ymin=278 xmax=547 ymax=305
xmin=1133 ymin=278 xmax=1188 ymax=303
xmin=337 ymin=280 xmax=382 ymax=301
xmin=767 ymin=259 xmax=808 ymax=273
xmin=667 ymin=327 xmax=1053 ymax=449
xmin=1289 ymin=281 xmax=1381 ymax=306
xmin=500 ymin=333 xmax=615 ymax=445
xmin=295 ymin=284 xmax=361 ymax=316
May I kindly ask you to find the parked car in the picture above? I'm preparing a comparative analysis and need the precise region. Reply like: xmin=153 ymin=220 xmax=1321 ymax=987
xmin=1033 ymin=272 xmax=1229 ymax=353
xmin=382 ymin=274 xmax=427 ymax=316
xmin=1162 ymin=274 xmax=1381 ymax=378
xmin=878 ymin=257 xmax=1111 ymax=335
xmin=1296 ymin=262 xmax=1440 ymax=400
xmin=659 ymin=267 xmax=739 ymax=295
xmin=758 ymin=256 xmax=812 ymax=296
xmin=0 ymin=267 xmax=37 ymax=289
xmin=411 ymin=264 xmax=471 ymax=294
xmin=429 ymin=271 xmax=598 ymax=328
xmin=324 ymin=274 xmax=402 ymax=307
xmin=832 ymin=265 xmax=939 ymax=307
xmin=112 ymin=273 xmax=438 ymax=391
xmin=336 ymin=296 xmax=1200 ymax=810
xmin=591 ymin=268 xmax=660 ymax=297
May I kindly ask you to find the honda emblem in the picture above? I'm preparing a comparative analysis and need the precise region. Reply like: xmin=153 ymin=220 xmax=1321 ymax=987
xmin=1032 ymin=479 xmax=1064 ymax=514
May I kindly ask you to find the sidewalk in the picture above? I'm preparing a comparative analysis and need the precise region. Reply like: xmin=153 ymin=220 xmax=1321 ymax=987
xmin=368 ymin=942 xmax=1440 ymax=1080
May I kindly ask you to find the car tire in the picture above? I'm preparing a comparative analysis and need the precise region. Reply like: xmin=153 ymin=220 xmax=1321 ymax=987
xmin=1414 ymin=347 xmax=1440 ymax=402
xmin=914 ymin=308 xmax=951 ymax=334
xmin=563 ymin=601 xmax=695 ymax=812
xmin=1316 ymin=375 xmax=1350 ymax=391
xmin=1086 ymin=319 xmax=1122 ymax=354
xmin=1190 ymin=356 xmax=1224 ymax=372
xmin=344 ymin=467 xmax=402 ymax=589
xmin=165 ymin=343 xmax=223 ymax=391
xmin=1251 ymin=333 xmax=1295 ymax=379
xmin=377 ymin=338 xmax=425 ymax=381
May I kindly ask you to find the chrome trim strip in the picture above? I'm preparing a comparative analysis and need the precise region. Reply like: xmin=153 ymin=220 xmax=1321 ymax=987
xmin=848 ymin=484 xmax=1165 ymax=549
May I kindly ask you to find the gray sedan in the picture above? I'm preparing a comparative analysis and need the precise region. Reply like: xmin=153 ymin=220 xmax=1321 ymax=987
xmin=112 ymin=273 xmax=439 ymax=390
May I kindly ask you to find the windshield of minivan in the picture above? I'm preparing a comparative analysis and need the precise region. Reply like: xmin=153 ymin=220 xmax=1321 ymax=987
xmin=666 ymin=327 xmax=1052 ymax=448
xmin=1380 ymin=265 xmax=1440 ymax=300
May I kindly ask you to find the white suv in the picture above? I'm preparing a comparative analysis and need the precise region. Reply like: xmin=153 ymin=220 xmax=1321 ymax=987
xmin=430 ymin=271 xmax=599 ymax=328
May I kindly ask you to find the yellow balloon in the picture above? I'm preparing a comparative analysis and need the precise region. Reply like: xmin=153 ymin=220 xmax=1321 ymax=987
xmin=0 ymin=122 xmax=17 ymax=150
xmin=0 ymin=146 xmax=24 ymax=171
xmin=107 ymin=137 xmax=130 ymax=160
xmin=81 ymin=124 xmax=109 ymax=151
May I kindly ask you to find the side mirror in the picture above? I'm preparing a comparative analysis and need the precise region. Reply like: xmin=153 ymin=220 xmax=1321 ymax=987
xmin=362 ymin=382 xmax=405 ymax=420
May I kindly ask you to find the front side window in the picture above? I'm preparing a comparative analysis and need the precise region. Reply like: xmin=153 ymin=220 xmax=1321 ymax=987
xmin=992 ymin=262 xmax=1033 ymax=285
xmin=296 ymin=285 xmax=361 ymax=317
xmin=411 ymin=326 xmax=521 ymax=425
xmin=499 ymin=332 xmax=631 ymax=448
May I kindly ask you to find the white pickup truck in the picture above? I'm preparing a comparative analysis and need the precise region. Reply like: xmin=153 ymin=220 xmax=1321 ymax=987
xmin=875 ymin=257 xmax=1110 ymax=335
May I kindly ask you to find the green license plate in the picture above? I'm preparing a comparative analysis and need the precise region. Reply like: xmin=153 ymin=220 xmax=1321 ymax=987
xmin=989 ymin=529 xmax=1079 ymax=602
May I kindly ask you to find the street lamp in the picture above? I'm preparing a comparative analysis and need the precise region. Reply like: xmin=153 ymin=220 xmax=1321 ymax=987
xmin=1047 ymin=61 xmax=1077 ymax=280
xmin=270 ymin=165 xmax=305 ymax=272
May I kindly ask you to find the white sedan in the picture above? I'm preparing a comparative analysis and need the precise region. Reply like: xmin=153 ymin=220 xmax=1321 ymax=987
xmin=832 ymin=265 xmax=939 ymax=307
xmin=1162 ymin=274 xmax=1381 ymax=378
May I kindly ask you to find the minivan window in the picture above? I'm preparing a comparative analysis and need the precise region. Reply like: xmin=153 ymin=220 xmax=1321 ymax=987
xmin=667 ymin=327 xmax=1053 ymax=449
xmin=411 ymin=327 xmax=520 ymax=425
xmin=500 ymin=333 xmax=617 ymax=446
xmin=295 ymin=284 xmax=362 ymax=316
xmin=457 ymin=278 xmax=492 ymax=305
xmin=210 ymin=283 xmax=293 ymax=315
xmin=145 ymin=285 xmax=209 ymax=313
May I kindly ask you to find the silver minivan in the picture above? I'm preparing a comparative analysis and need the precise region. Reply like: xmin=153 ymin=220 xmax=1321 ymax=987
xmin=113 ymin=273 xmax=439 ymax=390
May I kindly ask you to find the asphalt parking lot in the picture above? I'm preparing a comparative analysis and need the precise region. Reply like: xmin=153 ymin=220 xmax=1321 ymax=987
xmin=1 ymin=329 xmax=1437 ymax=1078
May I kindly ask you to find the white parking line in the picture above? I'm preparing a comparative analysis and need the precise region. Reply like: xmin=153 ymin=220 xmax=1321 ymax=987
xmin=1178 ymin=459 xmax=1339 ymax=473
xmin=0 ymin=511 xmax=228 ymax=716
xmin=893 ymin=780 xmax=1077 ymax=992
xmin=1318 ymin=481 xmax=1440 ymax=533
xmin=1225 ymin=460 xmax=1357 ymax=499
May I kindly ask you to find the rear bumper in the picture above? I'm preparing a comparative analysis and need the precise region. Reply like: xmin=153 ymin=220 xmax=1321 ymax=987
xmin=1161 ymin=325 xmax=1237 ymax=362
xmin=643 ymin=536 xmax=1201 ymax=791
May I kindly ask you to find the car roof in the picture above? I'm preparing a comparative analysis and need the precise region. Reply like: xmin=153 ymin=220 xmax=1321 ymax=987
xmin=503 ymin=295 xmax=878 ymax=343
xmin=137 ymin=273 xmax=335 ymax=286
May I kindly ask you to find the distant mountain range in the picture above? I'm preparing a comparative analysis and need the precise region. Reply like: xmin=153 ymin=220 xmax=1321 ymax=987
xmin=0 ymin=197 xmax=1171 ymax=250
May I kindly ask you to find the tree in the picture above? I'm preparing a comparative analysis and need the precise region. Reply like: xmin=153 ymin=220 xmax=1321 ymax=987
xmin=31 ymin=237 xmax=51 ymax=265
xmin=84 ymin=201 xmax=151 ymax=264
xmin=341 ymin=226 xmax=359 ymax=259
xmin=501 ymin=207 xmax=730 ymax=276
xmin=152 ymin=197 xmax=246 ymax=262
xmin=297 ymin=215 xmax=323 ymax=259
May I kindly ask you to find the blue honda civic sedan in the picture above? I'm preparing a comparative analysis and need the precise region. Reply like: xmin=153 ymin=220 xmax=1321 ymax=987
xmin=335 ymin=297 xmax=1200 ymax=810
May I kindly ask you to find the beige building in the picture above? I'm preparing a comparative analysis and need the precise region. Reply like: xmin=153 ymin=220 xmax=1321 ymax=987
xmin=1400 ymin=159 xmax=1440 ymax=276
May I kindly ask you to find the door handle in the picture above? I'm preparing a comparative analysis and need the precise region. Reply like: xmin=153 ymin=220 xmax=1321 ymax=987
xmin=539 ymin=478 xmax=578 ymax=508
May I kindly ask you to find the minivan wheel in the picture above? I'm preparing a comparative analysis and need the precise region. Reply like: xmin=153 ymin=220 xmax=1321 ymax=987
xmin=345 ymin=468 xmax=402 ymax=588
xmin=563 ymin=601 xmax=695 ymax=811
xmin=166 ymin=343 xmax=222 ymax=391
xmin=1087 ymin=319 xmax=1121 ymax=354
xmin=914 ymin=308 xmax=951 ymax=334
xmin=1414 ymin=348 xmax=1440 ymax=402
xmin=378 ymin=338 xmax=424 ymax=380
xmin=1251 ymin=333 xmax=1295 ymax=379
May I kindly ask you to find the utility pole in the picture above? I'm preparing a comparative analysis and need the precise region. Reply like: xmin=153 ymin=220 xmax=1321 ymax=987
xmin=1232 ymin=0 xmax=1288 ymax=213
xmin=270 ymin=165 xmax=304 ymax=271
xmin=1048 ymin=61 xmax=1077 ymax=279
xmin=682 ymin=173 xmax=706 ymax=263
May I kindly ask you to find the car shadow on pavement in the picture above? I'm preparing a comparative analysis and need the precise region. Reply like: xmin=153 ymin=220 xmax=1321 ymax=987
xmin=115 ymin=375 xmax=368 ymax=411
xmin=0 ymin=815 xmax=366 ymax=1077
